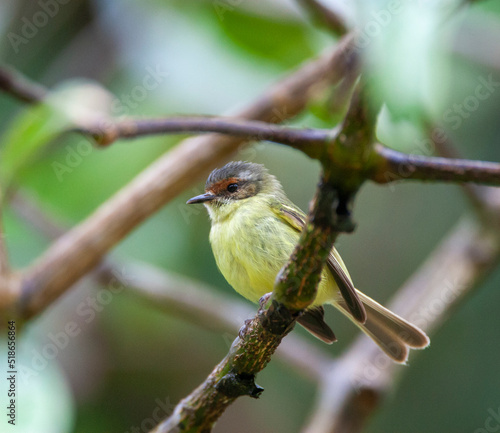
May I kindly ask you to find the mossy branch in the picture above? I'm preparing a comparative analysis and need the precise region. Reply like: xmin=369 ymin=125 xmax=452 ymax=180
xmin=151 ymin=176 xmax=344 ymax=432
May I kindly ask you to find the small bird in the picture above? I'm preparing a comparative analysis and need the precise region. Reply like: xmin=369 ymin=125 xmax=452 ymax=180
xmin=187 ymin=161 xmax=429 ymax=363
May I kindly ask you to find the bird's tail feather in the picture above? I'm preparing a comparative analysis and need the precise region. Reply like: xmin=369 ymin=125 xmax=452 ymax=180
xmin=337 ymin=291 xmax=430 ymax=364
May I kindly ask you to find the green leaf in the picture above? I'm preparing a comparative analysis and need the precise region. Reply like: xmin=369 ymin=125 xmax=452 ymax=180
xmin=0 ymin=80 xmax=113 ymax=189
xmin=366 ymin=2 xmax=452 ymax=118
xmin=217 ymin=9 xmax=315 ymax=68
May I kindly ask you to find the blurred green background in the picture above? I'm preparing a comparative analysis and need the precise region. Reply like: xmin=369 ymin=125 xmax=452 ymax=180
xmin=1 ymin=0 xmax=500 ymax=432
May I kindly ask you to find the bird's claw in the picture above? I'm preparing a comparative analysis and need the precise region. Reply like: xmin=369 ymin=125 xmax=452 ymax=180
xmin=238 ymin=319 xmax=253 ymax=339
xmin=258 ymin=292 xmax=272 ymax=309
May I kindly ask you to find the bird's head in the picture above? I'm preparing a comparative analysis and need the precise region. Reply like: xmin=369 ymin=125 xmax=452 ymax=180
xmin=186 ymin=161 xmax=284 ymax=221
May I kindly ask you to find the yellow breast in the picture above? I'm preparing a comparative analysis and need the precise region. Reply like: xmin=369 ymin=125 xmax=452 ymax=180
xmin=209 ymin=199 xmax=294 ymax=302
xmin=208 ymin=197 xmax=338 ymax=306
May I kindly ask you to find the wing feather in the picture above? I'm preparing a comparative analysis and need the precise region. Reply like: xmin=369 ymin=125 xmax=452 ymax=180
xmin=274 ymin=202 xmax=367 ymax=323
xmin=297 ymin=307 xmax=336 ymax=343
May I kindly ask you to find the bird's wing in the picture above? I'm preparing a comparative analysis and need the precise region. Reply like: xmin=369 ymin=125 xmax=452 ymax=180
xmin=297 ymin=307 xmax=336 ymax=343
xmin=274 ymin=201 xmax=367 ymax=324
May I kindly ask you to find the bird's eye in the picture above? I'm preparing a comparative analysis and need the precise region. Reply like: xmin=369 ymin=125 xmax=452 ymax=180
xmin=227 ymin=183 xmax=238 ymax=193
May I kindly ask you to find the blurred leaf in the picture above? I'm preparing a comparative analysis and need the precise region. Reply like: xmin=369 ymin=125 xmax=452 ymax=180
xmin=477 ymin=0 xmax=500 ymax=15
xmin=217 ymin=10 xmax=315 ymax=67
xmin=0 ymin=80 xmax=112 ymax=188
xmin=308 ymin=86 xmax=351 ymax=126
xmin=0 ymin=338 xmax=75 ymax=433
xmin=366 ymin=2 xmax=456 ymax=119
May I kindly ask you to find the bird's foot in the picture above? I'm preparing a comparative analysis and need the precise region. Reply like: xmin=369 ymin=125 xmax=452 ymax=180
xmin=238 ymin=318 xmax=253 ymax=339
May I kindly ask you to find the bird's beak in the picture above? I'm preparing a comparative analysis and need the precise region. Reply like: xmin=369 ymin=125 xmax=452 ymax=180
xmin=186 ymin=192 xmax=216 ymax=204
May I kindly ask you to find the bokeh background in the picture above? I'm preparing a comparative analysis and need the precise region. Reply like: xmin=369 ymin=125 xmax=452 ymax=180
xmin=1 ymin=0 xmax=500 ymax=432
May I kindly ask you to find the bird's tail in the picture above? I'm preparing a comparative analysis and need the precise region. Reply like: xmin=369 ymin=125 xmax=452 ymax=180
xmin=337 ymin=291 xmax=430 ymax=363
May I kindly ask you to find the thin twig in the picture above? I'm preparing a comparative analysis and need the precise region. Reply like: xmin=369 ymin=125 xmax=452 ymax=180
xmin=371 ymin=143 xmax=500 ymax=186
xmin=84 ymin=116 xmax=336 ymax=159
xmin=0 ymin=65 xmax=48 ymax=103
xmin=18 ymin=34 xmax=359 ymax=320
xmin=84 ymin=116 xmax=500 ymax=187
